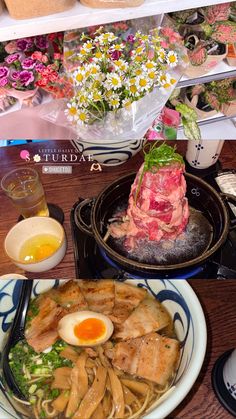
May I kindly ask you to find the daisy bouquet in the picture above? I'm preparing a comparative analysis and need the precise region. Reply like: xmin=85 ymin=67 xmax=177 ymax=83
xmin=64 ymin=26 xmax=188 ymax=140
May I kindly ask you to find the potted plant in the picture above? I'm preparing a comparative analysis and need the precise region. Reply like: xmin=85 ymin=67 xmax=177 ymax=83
xmin=181 ymin=3 xmax=236 ymax=77
xmin=208 ymin=78 xmax=236 ymax=117
xmin=184 ymin=78 xmax=236 ymax=118
xmin=185 ymin=84 xmax=218 ymax=120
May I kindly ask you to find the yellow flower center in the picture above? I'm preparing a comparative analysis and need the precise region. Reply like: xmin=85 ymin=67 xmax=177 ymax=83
xmin=95 ymin=52 xmax=102 ymax=59
xmin=136 ymin=69 xmax=142 ymax=76
xmin=160 ymin=75 xmax=166 ymax=82
xmin=130 ymin=78 xmax=136 ymax=85
xmin=139 ymin=79 xmax=147 ymax=87
xmin=148 ymin=71 xmax=156 ymax=79
xmin=112 ymin=78 xmax=119 ymax=85
xmin=94 ymin=93 xmax=101 ymax=100
xmin=91 ymin=67 xmax=98 ymax=74
xmin=130 ymin=85 xmax=137 ymax=93
xmin=69 ymin=107 xmax=77 ymax=115
xmin=170 ymin=78 xmax=176 ymax=85
xmin=86 ymin=42 xmax=93 ymax=49
xmin=136 ymin=47 xmax=143 ymax=54
xmin=80 ymin=49 xmax=87 ymax=55
xmin=163 ymin=83 xmax=171 ymax=89
xmin=159 ymin=52 xmax=165 ymax=59
xmin=146 ymin=62 xmax=154 ymax=69
xmin=79 ymin=113 xmax=87 ymax=121
xmin=76 ymin=74 xmax=84 ymax=82
xmin=135 ymin=55 xmax=142 ymax=62
xmin=169 ymin=55 xmax=176 ymax=63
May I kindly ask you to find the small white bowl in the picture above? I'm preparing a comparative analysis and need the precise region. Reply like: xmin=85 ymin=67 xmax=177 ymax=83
xmin=4 ymin=217 xmax=67 ymax=273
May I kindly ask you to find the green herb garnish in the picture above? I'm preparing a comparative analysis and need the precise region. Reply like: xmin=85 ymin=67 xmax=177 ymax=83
xmin=135 ymin=142 xmax=184 ymax=204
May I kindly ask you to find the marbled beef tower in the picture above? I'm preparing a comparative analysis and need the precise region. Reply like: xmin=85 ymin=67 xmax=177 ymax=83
xmin=109 ymin=143 xmax=189 ymax=250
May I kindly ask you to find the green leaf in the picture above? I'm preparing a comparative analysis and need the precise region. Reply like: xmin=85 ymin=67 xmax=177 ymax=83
xmin=182 ymin=119 xmax=201 ymax=140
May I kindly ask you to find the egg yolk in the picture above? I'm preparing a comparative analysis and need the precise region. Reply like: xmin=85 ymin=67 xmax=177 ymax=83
xmin=74 ymin=318 xmax=106 ymax=341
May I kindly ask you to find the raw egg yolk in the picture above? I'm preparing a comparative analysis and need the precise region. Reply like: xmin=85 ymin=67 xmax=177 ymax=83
xmin=74 ymin=318 xmax=106 ymax=341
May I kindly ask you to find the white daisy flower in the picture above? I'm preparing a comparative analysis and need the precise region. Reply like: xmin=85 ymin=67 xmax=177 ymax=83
xmin=157 ymin=73 xmax=169 ymax=86
xmin=110 ymin=43 xmax=125 ymax=52
xmin=93 ymin=51 xmax=103 ymax=62
xmin=83 ymin=40 xmax=94 ymax=52
xmin=143 ymin=60 xmax=156 ymax=71
xmin=108 ymin=95 xmax=120 ymax=109
xmin=74 ymin=68 xmax=86 ymax=86
xmin=106 ymin=73 xmax=122 ymax=90
xmin=122 ymin=98 xmax=132 ymax=109
xmin=167 ymin=51 xmax=178 ymax=67
xmin=76 ymin=109 xmax=90 ymax=125
xmin=76 ymin=92 xmax=89 ymax=107
xmin=65 ymin=102 xmax=78 ymax=122
xmin=87 ymin=63 xmax=101 ymax=78
xmin=88 ymin=90 xmax=103 ymax=102
xmin=135 ymin=76 xmax=150 ymax=92
xmin=113 ymin=59 xmax=128 ymax=73
xmin=147 ymin=71 xmax=157 ymax=83
xmin=96 ymin=32 xmax=117 ymax=45
xmin=157 ymin=48 xmax=166 ymax=63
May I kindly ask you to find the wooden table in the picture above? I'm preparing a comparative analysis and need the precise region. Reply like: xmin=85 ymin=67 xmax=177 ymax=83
xmin=1 ymin=140 xmax=236 ymax=279
xmin=0 ymin=140 xmax=236 ymax=418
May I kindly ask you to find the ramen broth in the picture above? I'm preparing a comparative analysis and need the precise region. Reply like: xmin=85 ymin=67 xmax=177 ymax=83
xmin=9 ymin=281 xmax=180 ymax=419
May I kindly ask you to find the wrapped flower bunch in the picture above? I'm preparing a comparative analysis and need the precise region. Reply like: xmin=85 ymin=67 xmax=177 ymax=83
xmin=65 ymin=26 xmax=188 ymax=140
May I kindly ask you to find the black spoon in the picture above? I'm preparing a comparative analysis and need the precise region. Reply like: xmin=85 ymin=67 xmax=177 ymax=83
xmin=2 ymin=280 xmax=33 ymax=401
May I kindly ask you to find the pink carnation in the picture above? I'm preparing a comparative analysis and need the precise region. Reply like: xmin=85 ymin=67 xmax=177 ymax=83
xmin=5 ymin=41 xmax=17 ymax=54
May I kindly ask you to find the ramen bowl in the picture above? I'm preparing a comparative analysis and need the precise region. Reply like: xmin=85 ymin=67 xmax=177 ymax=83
xmin=0 ymin=279 xmax=207 ymax=419
xmin=4 ymin=217 xmax=67 ymax=273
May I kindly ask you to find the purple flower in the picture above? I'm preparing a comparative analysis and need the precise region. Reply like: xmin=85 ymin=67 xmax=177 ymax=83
xmin=10 ymin=70 xmax=20 ymax=80
xmin=5 ymin=53 xmax=21 ymax=64
xmin=19 ymin=70 xmax=34 ymax=86
xmin=111 ymin=50 xmax=122 ymax=60
xmin=127 ymin=34 xmax=135 ymax=43
xmin=21 ymin=58 xmax=36 ymax=70
xmin=0 ymin=66 xmax=9 ymax=79
xmin=16 ymin=38 xmax=34 ymax=51
xmin=35 ymin=63 xmax=45 ymax=72
xmin=35 ymin=36 xmax=48 ymax=50
xmin=0 ymin=77 xmax=8 ymax=87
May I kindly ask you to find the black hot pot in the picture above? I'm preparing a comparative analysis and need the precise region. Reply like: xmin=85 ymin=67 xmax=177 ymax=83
xmin=75 ymin=172 xmax=236 ymax=277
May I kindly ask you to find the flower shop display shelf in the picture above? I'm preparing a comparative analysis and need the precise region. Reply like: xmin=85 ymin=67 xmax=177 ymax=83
xmin=178 ymin=62 xmax=236 ymax=88
xmin=178 ymin=117 xmax=236 ymax=139
xmin=0 ymin=0 xmax=235 ymax=43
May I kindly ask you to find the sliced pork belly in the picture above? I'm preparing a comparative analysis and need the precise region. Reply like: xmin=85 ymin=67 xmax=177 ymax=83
xmin=44 ymin=280 xmax=88 ymax=310
xmin=114 ymin=298 xmax=171 ymax=340
xmin=112 ymin=333 xmax=180 ymax=386
xmin=79 ymin=280 xmax=115 ymax=314
xmin=25 ymin=297 xmax=67 ymax=352
xmin=111 ymin=282 xmax=147 ymax=323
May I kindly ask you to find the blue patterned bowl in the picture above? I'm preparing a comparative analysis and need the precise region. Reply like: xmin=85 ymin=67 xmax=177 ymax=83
xmin=0 ymin=279 xmax=206 ymax=419
xmin=71 ymin=139 xmax=144 ymax=166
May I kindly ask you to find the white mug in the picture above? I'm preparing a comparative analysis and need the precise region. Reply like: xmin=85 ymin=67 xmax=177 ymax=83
xmin=223 ymin=349 xmax=236 ymax=400
xmin=186 ymin=140 xmax=225 ymax=169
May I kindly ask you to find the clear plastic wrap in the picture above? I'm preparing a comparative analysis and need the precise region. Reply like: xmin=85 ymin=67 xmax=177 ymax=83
xmin=40 ymin=17 xmax=188 ymax=140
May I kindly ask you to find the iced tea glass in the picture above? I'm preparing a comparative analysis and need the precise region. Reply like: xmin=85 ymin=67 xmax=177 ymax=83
xmin=1 ymin=168 xmax=49 ymax=218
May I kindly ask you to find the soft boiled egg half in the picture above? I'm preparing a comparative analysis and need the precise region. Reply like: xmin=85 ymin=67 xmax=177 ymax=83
xmin=58 ymin=311 xmax=114 ymax=346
